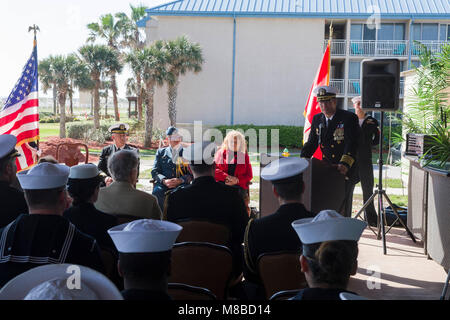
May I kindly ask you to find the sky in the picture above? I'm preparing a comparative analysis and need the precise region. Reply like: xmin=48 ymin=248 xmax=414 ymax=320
xmin=0 ymin=0 xmax=168 ymax=99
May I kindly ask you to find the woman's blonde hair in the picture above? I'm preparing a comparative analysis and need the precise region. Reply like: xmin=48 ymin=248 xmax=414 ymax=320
xmin=221 ymin=130 xmax=247 ymax=153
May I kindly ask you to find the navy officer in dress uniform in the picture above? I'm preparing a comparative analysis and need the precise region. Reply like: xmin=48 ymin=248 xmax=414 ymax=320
xmin=243 ymin=157 xmax=315 ymax=299
xmin=98 ymin=123 xmax=139 ymax=185
xmin=0 ymin=134 xmax=28 ymax=227
xmin=151 ymin=126 xmax=192 ymax=210
xmin=290 ymin=210 xmax=367 ymax=300
xmin=108 ymin=219 xmax=182 ymax=300
xmin=0 ymin=162 xmax=105 ymax=287
xmin=352 ymin=96 xmax=380 ymax=226
xmin=301 ymin=85 xmax=361 ymax=217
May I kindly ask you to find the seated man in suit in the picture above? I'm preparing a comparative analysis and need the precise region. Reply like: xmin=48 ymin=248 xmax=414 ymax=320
xmin=95 ymin=150 xmax=161 ymax=220
xmin=243 ymin=157 xmax=315 ymax=299
xmin=108 ymin=219 xmax=182 ymax=300
xmin=0 ymin=162 xmax=104 ymax=287
xmin=152 ymin=126 xmax=192 ymax=210
xmin=0 ymin=134 xmax=28 ymax=228
xmin=164 ymin=142 xmax=249 ymax=277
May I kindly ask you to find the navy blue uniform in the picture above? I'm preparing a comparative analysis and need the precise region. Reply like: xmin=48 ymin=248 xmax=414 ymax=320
xmin=301 ymin=109 xmax=361 ymax=217
xmin=98 ymin=144 xmax=139 ymax=177
xmin=151 ymin=146 xmax=192 ymax=210
xmin=0 ymin=181 xmax=28 ymax=228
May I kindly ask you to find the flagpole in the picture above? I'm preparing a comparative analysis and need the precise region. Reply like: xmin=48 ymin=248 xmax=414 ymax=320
xmin=28 ymin=25 xmax=40 ymax=155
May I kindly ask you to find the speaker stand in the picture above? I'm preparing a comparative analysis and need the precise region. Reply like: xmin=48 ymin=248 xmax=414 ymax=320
xmin=354 ymin=111 xmax=416 ymax=255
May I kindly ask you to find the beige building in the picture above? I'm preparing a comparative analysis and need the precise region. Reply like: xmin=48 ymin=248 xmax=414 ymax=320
xmin=139 ymin=0 xmax=450 ymax=128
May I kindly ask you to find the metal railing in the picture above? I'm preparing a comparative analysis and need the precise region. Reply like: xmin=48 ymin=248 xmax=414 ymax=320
xmin=323 ymin=39 xmax=347 ymax=56
xmin=326 ymin=40 xmax=448 ymax=57
xmin=411 ymin=41 xmax=448 ymax=55
xmin=329 ymin=79 xmax=345 ymax=95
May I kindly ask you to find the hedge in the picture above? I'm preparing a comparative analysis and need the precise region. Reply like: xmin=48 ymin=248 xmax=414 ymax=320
xmin=213 ymin=125 xmax=304 ymax=148
xmin=67 ymin=119 xmax=139 ymax=144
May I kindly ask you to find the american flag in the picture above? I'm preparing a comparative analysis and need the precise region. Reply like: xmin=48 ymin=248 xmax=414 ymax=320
xmin=0 ymin=39 xmax=39 ymax=171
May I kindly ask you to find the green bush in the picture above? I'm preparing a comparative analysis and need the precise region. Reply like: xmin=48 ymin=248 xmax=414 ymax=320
xmin=40 ymin=115 xmax=79 ymax=123
xmin=67 ymin=119 xmax=139 ymax=144
xmin=213 ymin=125 xmax=304 ymax=148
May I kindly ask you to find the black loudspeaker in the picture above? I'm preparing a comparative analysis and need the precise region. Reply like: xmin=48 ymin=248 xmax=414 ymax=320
xmin=361 ymin=59 xmax=400 ymax=111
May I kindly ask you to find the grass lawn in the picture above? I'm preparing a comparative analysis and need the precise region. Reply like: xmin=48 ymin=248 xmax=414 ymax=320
xmin=39 ymin=123 xmax=60 ymax=140
xmin=355 ymin=178 xmax=404 ymax=189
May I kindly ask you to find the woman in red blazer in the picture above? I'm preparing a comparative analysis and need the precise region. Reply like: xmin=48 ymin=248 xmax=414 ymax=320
xmin=215 ymin=130 xmax=253 ymax=191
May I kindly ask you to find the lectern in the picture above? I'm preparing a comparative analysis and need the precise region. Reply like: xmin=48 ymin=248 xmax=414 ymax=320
xmin=259 ymin=154 xmax=346 ymax=218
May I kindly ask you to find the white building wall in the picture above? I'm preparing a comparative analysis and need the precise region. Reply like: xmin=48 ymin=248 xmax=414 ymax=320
xmin=145 ymin=16 xmax=324 ymax=127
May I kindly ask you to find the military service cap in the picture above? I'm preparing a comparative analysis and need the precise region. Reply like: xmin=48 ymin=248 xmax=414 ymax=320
xmin=261 ymin=157 xmax=309 ymax=185
xmin=314 ymin=85 xmax=338 ymax=101
xmin=108 ymin=123 xmax=129 ymax=134
xmin=0 ymin=134 xmax=20 ymax=160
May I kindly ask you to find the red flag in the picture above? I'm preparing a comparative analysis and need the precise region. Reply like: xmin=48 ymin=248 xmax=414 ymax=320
xmin=0 ymin=39 xmax=39 ymax=171
xmin=302 ymin=41 xmax=331 ymax=160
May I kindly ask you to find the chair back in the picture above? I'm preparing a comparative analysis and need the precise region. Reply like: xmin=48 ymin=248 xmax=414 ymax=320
xmin=269 ymin=289 xmax=302 ymax=300
xmin=175 ymin=220 xmax=230 ymax=246
xmin=115 ymin=214 xmax=142 ymax=225
xmin=100 ymin=248 xmax=117 ymax=280
xmin=168 ymin=283 xmax=217 ymax=300
xmin=170 ymin=242 xmax=233 ymax=300
xmin=257 ymin=251 xmax=308 ymax=299
xmin=56 ymin=142 xmax=89 ymax=167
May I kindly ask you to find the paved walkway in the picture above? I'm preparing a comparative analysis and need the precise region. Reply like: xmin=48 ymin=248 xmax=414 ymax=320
xmin=348 ymin=228 xmax=447 ymax=300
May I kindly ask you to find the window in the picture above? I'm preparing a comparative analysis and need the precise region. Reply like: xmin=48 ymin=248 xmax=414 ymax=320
xmin=448 ymin=25 xmax=450 ymax=40
xmin=363 ymin=24 xmax=376 ymax=40
xmin=379 ymin=24 xmax=394 ymax=40
xmin=351 ymin=24 xmax=363 ymax=40
xmin=349 ymin=62 xmax=360 ymax=79
xmin=440 ymin=25 xmax=447 ymax=41
xmin=413 ymin=23 xmax=439 ymax=41
xmin=394 ymin=24 xmax=405 ymax=40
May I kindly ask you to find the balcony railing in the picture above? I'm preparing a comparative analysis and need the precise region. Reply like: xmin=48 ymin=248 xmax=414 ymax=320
xmin=325 ymin=40 xmax=448 ymax=57
xmin=349 ymin=40 xmax=409 ymax=57
xmin=329 ymin=79 xmax=345 ymax=95
xmin=346 ymin=79 xmax=405 ymax=97
xmin=411 ymin=41 xmax=448 ymax=55
xmin=323 ymin=40 xmax=347 ymax=56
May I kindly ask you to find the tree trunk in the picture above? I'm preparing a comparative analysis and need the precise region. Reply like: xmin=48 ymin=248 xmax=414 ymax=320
xmin=52 ymin=85 xmax=57 ymax=115
xmin=90 ymin=90 xmax=94 ymax=115
xmin=93 ymin=79 xmax=101 ymax=129
xmin=137 ymin=73 xmax=143 ymax=122
xmin=144 ymin=81 xmax=155 ymax=148
xmin=59 ymin=92 xmax=66 ymax=138
xmin=69 ymin=90 xmax=73 ymax=116
xmin=105 ymin=94 xmax=108 ymax=117
xmin=167 ymin=79 xmax=179 ymax=126
xmin=111 ymin=72 xmax=120 ymax=121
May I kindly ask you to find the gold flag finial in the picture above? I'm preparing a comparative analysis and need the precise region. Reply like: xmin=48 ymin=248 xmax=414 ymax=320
xmin=329 ymin=21 xmax=333 ymax=41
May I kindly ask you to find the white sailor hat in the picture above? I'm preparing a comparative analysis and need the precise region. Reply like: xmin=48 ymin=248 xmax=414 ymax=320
xmin=291 ymin=210 xmax=367 ymax=245
xmin=0 ymin=264 xmax=123 ymax=300
xmin=261 ymin=157 xmax=309 ymax=184
xmin=108 ymin=123 xmax=129 ymax=134
xmin=313 ymin=85 xmax=338 ymax=101
xmin=182 ymin=141 xmax=216 ymax=165
xmin=0 ymin=134 xmax=20 ymax=160
xmin=68 ymin=163 xmax=99 ymax=179
xmin=108 ymin=219 xmax=182 ymax=253
xmin=351 ymin=96 xmax=361 ymax=104
xmin=17 ymin=162 xmax=70 ymax=190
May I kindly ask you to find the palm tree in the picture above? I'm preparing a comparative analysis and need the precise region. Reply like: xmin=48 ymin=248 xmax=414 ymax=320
xmin=79 ymin=44 xmax=116 ymax=129
xmin=140 ymin=41 xmax=167 ymax=147
xmin=125 ymin=50 xmax=145 ymax=121
xmin=38 ymin=56 xmax=58 ymax=115
xmin=100 ymin=80 xmax=111 ymax=117
xmin=120 ymin=5 xmax=148 ymax=123
xmin=164 ymin=36 xmax=204 ymax=126
xmin=51 ymin=55 xmax=73 ymax=138
xmin=87 ymin=13 xmax=126 ymax=121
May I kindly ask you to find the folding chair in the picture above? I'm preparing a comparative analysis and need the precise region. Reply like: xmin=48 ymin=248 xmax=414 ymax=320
xmin=170 ymin=242 xmax=233 ymax=300
xmin=168 ymin=283 xmax=217 ymax=300
xmin=56 ymin=142 xmax=89 ymax=167
xmin=175 ymin=220 xmax=230 ymax=246
xmin=269 ymin=289 xmax=302 ymax=300
xmin=257 ymin=251 xmax=308 ymax=299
